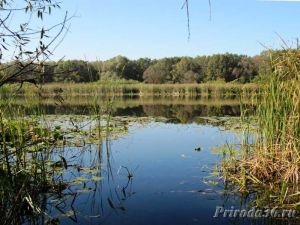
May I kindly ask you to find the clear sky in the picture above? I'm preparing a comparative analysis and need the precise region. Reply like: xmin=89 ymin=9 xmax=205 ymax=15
xmin=49 ymin=0 xmax=300 ymax=60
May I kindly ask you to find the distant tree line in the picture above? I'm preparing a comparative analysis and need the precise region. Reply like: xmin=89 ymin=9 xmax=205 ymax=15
xmin=0 ymin=52 xmax=273 ymax=84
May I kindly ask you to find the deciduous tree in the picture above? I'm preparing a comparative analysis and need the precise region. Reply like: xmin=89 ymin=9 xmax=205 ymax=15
xmin=0 ymin=0 xmax=70 ymax=87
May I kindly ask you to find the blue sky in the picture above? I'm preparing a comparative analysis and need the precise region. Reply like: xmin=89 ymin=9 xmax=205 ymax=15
xmin=50 ymin=0 xmax=300 ymax=60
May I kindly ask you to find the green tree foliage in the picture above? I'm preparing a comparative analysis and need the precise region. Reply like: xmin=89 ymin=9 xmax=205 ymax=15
xmin=206 ymin=54 xmax=223 ymax=81
xmin=1 ymin=51 xmax=274 ymax=84
xmin=53 ymin=60 xmax=97 ymax=83
xmin=172 ymin=57 xmax=202 ymax=83
xmin=206 ymin=53 xmax=258 ymax=82
xmin=41 ymin=61 xmax=56 ymax=83
xmin=97 ymin=56 xmax=128 ymax=80
xmin=143 ymin=58 xmax=179 ymax=83
xmin=252 ymin=51 xmax=274 ymax=82
xmin=232 ymin=57 xmax=257 ymax=83
xmin=119 ymin=58 xmax=152 ymax=81
xmin=143 ymin=61 xmax=169 ymax=84
xmin=0 ymin=0 xmax=69 ymax=86
xmin=133 ymin=58 xmax=152 ymax=81
xmin=194 ymin=56 xmax=209 ymax=80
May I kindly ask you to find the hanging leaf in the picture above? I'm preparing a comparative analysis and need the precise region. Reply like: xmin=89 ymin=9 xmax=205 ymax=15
xmin=41 ymin=28 xmax=45 ymax=39
xmin=1 ymin=44 xmax=8 ymax=51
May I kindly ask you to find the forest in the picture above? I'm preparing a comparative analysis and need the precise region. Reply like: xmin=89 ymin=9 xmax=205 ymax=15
xmin=0 ymin=51 xmax=272 ymax=85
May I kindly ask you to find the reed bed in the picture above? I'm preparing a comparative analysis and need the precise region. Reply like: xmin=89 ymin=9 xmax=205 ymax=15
xmin=2 ymin=96 xmax=252 ymax=108
xmin=0 ymin=109 xmax=55 ymax=225
xmin=221 ymin=48 xmax=300 ymax=207
xmin=0 ymin=94 xmax=119 ymax=224
xmin=7 ymin=82 xmax=260 ymax=99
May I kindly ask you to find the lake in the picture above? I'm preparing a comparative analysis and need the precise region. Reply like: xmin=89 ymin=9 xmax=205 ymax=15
xmin=1 ymin=96 xmax=298 ymax=225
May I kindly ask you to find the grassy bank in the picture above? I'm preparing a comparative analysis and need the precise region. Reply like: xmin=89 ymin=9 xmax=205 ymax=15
xmin=1 ymin=82 xmax=260 ymax=99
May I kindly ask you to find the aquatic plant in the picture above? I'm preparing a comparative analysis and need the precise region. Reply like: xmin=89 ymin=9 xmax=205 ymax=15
xmin=0 ymin=91 xmax=133 ymax=225
xmin=221 ymin=47 xmax=300 ymax=207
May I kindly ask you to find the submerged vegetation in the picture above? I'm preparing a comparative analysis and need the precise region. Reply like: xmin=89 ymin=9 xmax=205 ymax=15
xmin=221 ymin=48 xmax=300 ymax=208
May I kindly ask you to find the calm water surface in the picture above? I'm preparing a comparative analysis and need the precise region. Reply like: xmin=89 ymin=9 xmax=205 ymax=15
xmin=3 ymin=97 xmax=296 ymax=225
xmin=49 ymin=121 xmax=243 ymax=225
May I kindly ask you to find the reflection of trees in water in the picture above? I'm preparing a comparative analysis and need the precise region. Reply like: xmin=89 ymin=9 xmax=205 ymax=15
xmin=142 ymin=105 xmax=173 ymax=118
xmin=6 ymin=103 xmax=248 ymax=122
xmin=4 ymin=95 xmax=256 ymax=114
xmin=142 ymin=104 xmax=245 ymax=123
xmin=112 ymin=106 xmax=145 ymax=117
xmin=173 ymin=105 xmax=195 ymax=123
xmin=4 ymin=96 xmax=256 ymax=120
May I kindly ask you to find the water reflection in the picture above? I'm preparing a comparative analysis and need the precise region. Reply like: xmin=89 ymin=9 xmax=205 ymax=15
xmin=36 ymin=136 xmax=137 ymax=225
xmin=1 ymin=96 xmax=298 ymax=225
xmin=2 ymin=96 xmax=255 ymax=121
xmin=44 ymin=122 xmax=297 ymax=225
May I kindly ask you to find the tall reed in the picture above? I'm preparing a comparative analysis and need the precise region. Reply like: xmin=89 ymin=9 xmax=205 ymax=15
xmin=8 ymin=82 xmax=259 ymax=99
xmin=221 ymin=48 xmax=300 ymax=207
xmin=253 ymin=49 xmax=299 ymax=184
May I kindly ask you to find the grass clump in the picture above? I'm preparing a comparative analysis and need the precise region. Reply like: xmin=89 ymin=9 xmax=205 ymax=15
xmin=221 ymin=48 xmax=300 ymax=207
